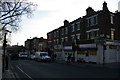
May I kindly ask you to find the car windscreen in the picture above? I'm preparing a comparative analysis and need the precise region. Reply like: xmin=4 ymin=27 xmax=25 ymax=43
xmin=40 ymin=53 xmax=48 ymax=56
xmin=20 ymin=54 xmax=28 ymax=55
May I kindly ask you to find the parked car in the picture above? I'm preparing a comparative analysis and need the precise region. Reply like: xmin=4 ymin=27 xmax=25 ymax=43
xmin=35 ymin=52 xmax=51 ymax=62
xmin=19 ymin=52 xmax=28 ymax=59
xmin=29 ymin=54 xmax=36 ymax=60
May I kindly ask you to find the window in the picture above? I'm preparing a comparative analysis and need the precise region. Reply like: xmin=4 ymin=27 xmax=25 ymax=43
xmin=65 ymin=27 xmax=68 ymax=34
xmin=57 ymin=31 xmax=59 ymax=37
xmin=87 ymin=15 xmax=98 ymax=27
xmin=54 ymin=32 xmax=56 ymax=38
xmin=94 ymin=30 xmax=99 ymax=37
xmin=87 ymin=18 xmax=91 ymax=26
xmin=61 ymin=38 xmax=64 ymax=43
xmin=71 ymin=24 xmax=75 ymax=32
xmin=56 ymin=39 xmax=59 ymax=44
xmin=87 ymin=32 xmax=90 ymax=39
xmin=77 ymin=22 xmax=80 ymax=30
xmin=111 ymin=29 xmax=115 ymax=40
xmin=61 ymin=28 xmax=64 ymax=35
xmin=91 ymin=18 xmax=94 ymax=26
xmin=76 ymin=34 xmax=80 ymax=40
xmin=65 ymin=37 xmax=68 ymax=42
xmin=71 ymin=35 xmax=75 ymax=41
xmin=110 ymin=14 xmax=114 ymax=24
xmin=86 ymin=29 xmax=99 ymax=39
xmin=54 ymin=40 xmax=56 ymax=44
xmin=111 ymin=28 xmax=115 ymax=40
xmin=94 ymin=17 xmax=97 ymax=24
xmin=90 ymin=31 xmax=94 ymax=39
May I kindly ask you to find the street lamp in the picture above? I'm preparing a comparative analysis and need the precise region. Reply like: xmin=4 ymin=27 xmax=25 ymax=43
xmin=0 ymin=28 xmax=11 ymax=73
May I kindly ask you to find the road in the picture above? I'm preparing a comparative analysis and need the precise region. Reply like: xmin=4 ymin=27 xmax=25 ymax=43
xmin=10 ymin=59 xmax=119 ymax=79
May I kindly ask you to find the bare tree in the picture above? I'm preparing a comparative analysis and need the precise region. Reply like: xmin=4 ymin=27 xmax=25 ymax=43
xmin=0 ymin=0 xmax=37 ymax=45
xmin=0 ymin=0 xmax=37 ymax=31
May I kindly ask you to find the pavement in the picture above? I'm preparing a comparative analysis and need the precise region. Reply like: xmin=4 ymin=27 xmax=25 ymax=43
xmin=1 ymin=61 xmax=20 ymax=80
xmin=1 ymin=60 xmax=120 ymax=80
xmin=2 ymin=69 xmax=16 ymax=80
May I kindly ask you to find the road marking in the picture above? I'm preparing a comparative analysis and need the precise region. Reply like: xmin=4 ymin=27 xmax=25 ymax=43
xmin=16 ymin=65 xmax=33 ymax=80
xmin=19 ymin=64 xmax=21 ymax=66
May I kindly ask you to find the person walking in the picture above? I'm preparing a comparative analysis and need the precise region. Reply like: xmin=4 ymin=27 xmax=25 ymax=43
xmin=67 ymin=55 xmax=71 ymax=63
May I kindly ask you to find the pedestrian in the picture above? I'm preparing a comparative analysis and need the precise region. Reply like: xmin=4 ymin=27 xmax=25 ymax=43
xmin=67 ymin=55 xmax=71 ymax=63
xmin=71 ymin=56 xmax=75 ymax=63
xmin=51 ymin=54 xmax=55 ymax=61
xmin=65 ymin=55 xmax=67 ymax=62
xmin=54 ymin=54 xmax=57 ymax=60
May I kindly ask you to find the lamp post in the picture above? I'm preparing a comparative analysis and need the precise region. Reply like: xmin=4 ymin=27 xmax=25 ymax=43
xmin=0 ymin=28 xmax=11 ymax=73
xmin=2 ymin=32 xmax=7 ymax=73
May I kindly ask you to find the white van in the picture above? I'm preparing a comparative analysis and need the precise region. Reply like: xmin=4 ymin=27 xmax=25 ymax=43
xmin=35 ymin=52 xmax=51 ymax=62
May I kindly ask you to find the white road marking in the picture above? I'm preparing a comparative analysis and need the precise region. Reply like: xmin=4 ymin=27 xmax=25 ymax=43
xmin=16 ymin=65 xmax=33 ymax=80
xmin=19 ymin=64 xmax=21 ymax=66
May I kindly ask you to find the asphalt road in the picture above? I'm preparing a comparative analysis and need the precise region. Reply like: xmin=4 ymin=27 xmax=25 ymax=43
xmin=10 ymin=59 xmax=119 ymax=79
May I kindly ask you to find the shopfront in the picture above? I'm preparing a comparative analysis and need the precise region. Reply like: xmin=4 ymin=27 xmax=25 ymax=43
xmin=77 ymin=44 xmax=97 ymax=63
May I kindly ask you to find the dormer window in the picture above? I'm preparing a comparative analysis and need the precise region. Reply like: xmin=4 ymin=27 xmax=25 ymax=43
xmin=87 ymin=15 xmax=98 ymax=27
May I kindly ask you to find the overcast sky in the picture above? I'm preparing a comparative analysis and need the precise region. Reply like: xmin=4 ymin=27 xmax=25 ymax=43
xmin=10 ymin=0 xmax=119 ymax=46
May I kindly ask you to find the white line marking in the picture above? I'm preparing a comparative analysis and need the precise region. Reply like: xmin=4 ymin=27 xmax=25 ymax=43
xmin=16 ymin=65 xmax=33 ymax=80
xmin=19 ymin=64 xmax=21 ymax=66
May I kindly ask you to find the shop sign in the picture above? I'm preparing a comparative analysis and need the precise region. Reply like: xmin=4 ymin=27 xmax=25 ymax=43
xmin=79 ymin=44 xmax=97 ymax=48
xmin=106 ymin=42 xmax=120 ymax=46
xmin=64 ymin=46 xmax=72 ymax=50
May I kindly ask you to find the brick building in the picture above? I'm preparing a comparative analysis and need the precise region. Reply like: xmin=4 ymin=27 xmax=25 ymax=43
xmin=47 ymin=2 xmax=120 ymax=64
xmin=25 ymin=37 xmax=47 ymax=54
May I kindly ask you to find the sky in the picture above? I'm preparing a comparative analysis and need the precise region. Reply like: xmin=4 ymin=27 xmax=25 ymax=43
xmin=118 ymin=1 xmax=120 ymax=11
xmin=10 ymin=0 xmax=120 ymax=46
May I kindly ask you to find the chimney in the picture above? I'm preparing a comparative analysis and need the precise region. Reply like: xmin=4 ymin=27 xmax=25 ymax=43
xmin=86 ymin=7 xmax=95 ymax=15
xmin=64 ymin=20 xmax=69 ymax=27
xmin=103 ymin=1 xmax=109 ymax=11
